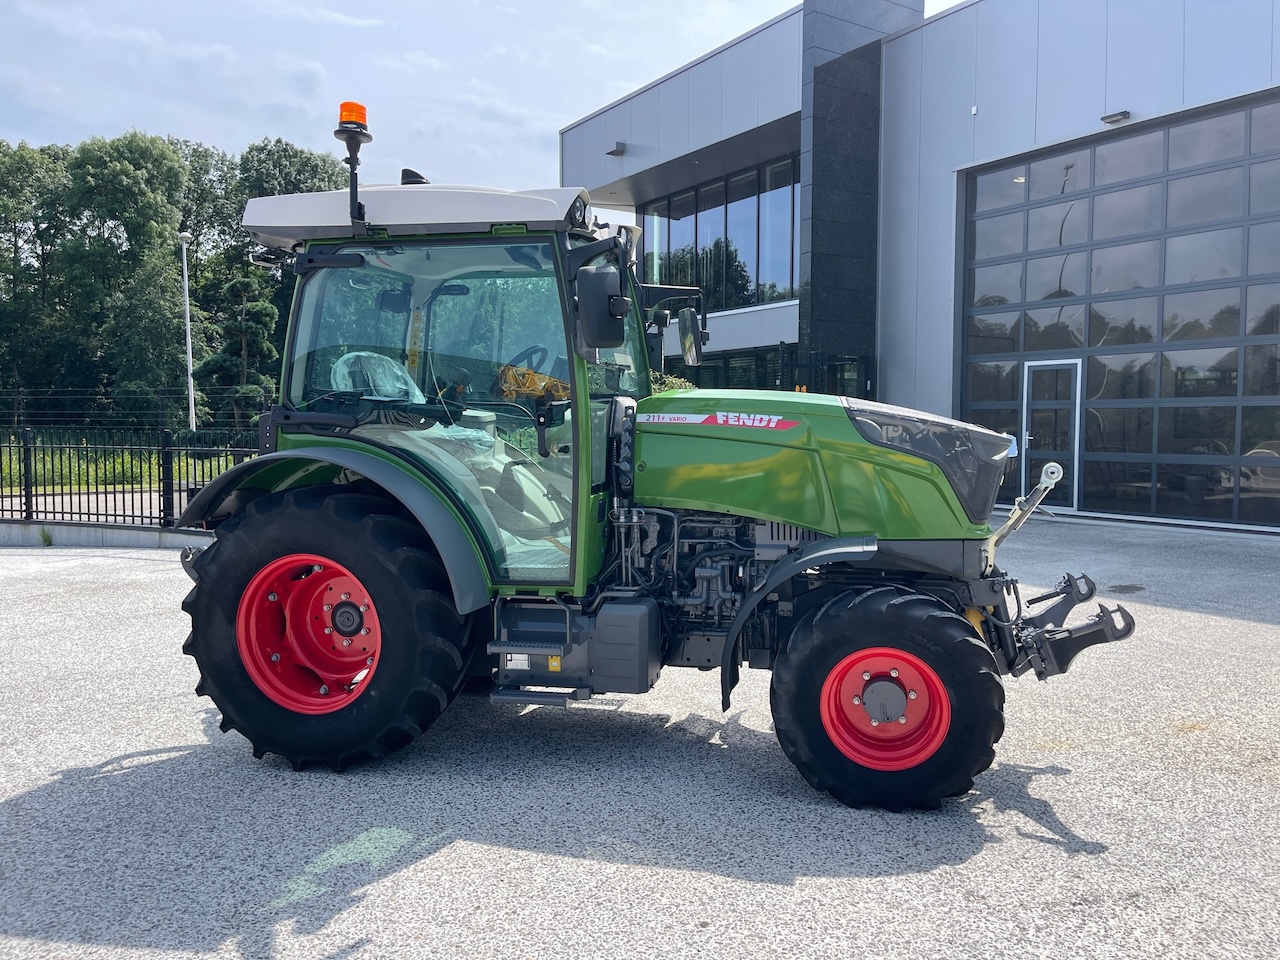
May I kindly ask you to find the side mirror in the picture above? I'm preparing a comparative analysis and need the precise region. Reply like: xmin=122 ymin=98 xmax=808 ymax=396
xmin=576 ymin=263 xmax=629 ymax=350
xmin=678 ymin=307 xmax=703 ymax=367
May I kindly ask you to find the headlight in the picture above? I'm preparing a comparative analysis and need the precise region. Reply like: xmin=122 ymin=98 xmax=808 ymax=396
xmin=841 ymin=398 xmax=1013 ymax=525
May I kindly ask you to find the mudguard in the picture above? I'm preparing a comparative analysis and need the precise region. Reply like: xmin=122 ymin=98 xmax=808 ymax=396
xmin=719 ymin=536 xmax=878 ymax=710
xmin=178 ymin=446 xmax=491 ymax=614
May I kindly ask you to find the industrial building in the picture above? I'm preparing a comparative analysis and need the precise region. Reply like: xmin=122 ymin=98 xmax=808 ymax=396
xmin=560 ymin=0 xmax=1280 ymax=527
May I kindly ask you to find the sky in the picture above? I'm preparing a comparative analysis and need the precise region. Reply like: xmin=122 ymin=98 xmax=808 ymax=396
xmin=0 ymin=0 xmax=961 ymax=202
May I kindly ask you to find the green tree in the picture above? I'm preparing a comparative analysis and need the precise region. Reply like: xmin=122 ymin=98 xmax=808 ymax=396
xmin=195 ymin=277 xmax=278 ymax=429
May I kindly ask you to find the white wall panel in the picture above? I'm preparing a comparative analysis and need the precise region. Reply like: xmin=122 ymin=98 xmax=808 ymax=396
xmin=758 ymin=14 xmax=803 ymax=122
xmin=912 ymin=5 xmax=977 ymax=413
xmin=721 ymin=33 xmax=761 ymax=136
xmin=1035 ymin=0 xmax=1107 ymax=147
xmin=686 ymin=56 xmax=725 ymax=153
xmin=973 ymin=0 xmax=1038 ymax=161
xmin=1185 ymin=0 xmax=1274 ymax=106
xmin=878 ymin=29 xmax=924 ymax=408
xmin=1107 ymin=0 xmax=1184 ymax=121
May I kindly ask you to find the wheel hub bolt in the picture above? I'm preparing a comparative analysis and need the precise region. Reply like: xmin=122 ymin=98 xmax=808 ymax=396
xmin=324 ymin=627 xmax=333 ymax=635
xmin=360 ymin=605 xmax=368 ymax=612
xmin=341 ymin=593 xmax=350 ymax=600
xmin=324 ymin=603 xmax=332 ymax=611
xmin=319 ymin=685 xmax=329 ymax=695
xmin=366 ymin=657 xmax=374 ymax=666
xmin=870 ymin=719 xmax=879 ymax=726
xmin=898 ymin=716 xmax=907 ymax=724
xmin=361 ymin=628 xmax=370 ymax=635
xmin=267 ymin=592 xmax=278 ymax=602
xmin=343 ymin=638 xmax=352 ymax=647
xmin=313 ymin=565 xmax=323 ymax=572
xmin=909 ymin=690 xmax=918 ymax=700
xmin=852 ymin=696 xmax=862 ymax=705
xmin=890 ymin=668 xmax=899 ymax=678
xmin=862 ymin=671 xmax=871 ymax=680
xmin=270 ymin=653 xmax=280 ymax=662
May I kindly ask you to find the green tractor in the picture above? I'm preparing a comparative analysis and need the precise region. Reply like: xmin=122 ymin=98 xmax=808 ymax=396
xmin=180 ymin=104 xmax=1134 ymax=810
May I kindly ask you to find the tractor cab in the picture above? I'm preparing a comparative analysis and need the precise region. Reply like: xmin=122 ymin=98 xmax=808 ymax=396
xmin=277 ymin=234 xmax=640 ymax=584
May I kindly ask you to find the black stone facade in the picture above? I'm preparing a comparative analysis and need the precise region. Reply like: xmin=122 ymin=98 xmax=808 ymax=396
xmin=799 ymin=39 xmax=883 ymax=394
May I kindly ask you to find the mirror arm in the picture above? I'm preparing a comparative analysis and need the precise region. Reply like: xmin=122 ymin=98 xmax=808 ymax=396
xmin=565 ymin=237 xmax=620 ymax=278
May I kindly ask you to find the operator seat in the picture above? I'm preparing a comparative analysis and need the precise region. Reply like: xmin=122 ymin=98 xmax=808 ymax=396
xmin=330 ymin=351 xmax=427 ymax=402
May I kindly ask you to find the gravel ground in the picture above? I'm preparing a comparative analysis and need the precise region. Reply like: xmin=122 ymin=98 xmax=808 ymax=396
xmin=1 ymin=518 xmax=1277 ymax=960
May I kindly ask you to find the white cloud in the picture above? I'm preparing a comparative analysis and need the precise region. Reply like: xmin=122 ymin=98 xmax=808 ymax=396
xmin=249 ymin=0 xmax=384 ymax=28
xmin=377 ymin=51 xmax=449 ymax=73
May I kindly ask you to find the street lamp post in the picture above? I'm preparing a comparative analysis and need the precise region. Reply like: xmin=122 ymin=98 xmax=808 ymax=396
xmin=178 ymin=231 xmax=196 ymax=431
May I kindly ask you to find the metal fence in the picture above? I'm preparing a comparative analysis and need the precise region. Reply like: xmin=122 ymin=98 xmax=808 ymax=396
xmin=0 ymin=427 xmax=257 ymax=527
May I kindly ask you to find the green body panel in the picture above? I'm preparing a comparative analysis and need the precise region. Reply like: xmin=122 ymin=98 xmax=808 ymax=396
xmin=270 ymin=431 xmax=495 ymax=593
xmin=632 ymin=390 xmax=992 ymax=541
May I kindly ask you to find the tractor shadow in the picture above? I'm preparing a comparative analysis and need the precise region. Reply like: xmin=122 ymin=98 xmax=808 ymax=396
xmin=0 ymin=699 xmax=1103 ymax=958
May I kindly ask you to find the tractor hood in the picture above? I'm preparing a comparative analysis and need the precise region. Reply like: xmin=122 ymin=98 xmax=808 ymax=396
xmin=630 ymin=389 xmax=1013 ymax=540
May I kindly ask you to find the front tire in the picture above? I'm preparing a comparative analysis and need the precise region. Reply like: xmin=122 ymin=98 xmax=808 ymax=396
xmin=182 ymin=487 xmax=475 ymax=770
xmin=770 ymin=588 xmax=1004 ymax=810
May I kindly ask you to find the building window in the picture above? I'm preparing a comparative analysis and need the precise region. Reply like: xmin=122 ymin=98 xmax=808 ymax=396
xmin=962 ymin=93 xmax=1280 ymax=527
xmin=638 ymin=153 xmax=798 ymax=313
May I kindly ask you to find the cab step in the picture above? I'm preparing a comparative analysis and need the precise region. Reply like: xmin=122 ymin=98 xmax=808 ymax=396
xmin=490 ymin=685 xmax=593 ymax=708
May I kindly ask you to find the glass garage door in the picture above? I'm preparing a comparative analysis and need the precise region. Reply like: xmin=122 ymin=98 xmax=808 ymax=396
xmin=962 ymin=96 xmax=1280 ymax=527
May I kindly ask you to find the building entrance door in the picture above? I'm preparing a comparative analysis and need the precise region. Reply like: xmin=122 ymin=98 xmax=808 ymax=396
xmin=1021 ymin=360 xmax=1081 ymax=509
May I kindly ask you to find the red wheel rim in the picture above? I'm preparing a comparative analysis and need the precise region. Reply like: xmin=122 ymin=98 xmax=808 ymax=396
xmin=819 ymin=647 xmax=951 ymax=771
xmin=236 ymin=553 xmax=382 ymax=715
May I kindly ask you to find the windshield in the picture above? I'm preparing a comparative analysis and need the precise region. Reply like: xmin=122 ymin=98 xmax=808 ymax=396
xmin=286 ymin=239 xmax=577 ymax=584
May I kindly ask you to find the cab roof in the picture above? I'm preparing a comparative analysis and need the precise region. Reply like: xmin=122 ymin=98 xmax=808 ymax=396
xmin=242 ymin=183 xmax=592 ymax=251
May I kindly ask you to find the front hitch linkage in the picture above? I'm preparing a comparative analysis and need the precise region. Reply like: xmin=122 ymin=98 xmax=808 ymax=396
xmin=1008 ymin=572 xmax=1136 ymax=679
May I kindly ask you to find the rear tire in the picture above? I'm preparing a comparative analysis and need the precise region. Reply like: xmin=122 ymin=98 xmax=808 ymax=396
xmin=182 ymin=487 xmax=476 ymax=770
xmin=770 ymin=587 xmax=1004 ymax=810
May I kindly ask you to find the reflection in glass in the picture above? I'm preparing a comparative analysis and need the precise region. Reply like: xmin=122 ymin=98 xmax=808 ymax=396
xmin=975 ymin=164 xmax=1026 ymax=211
xmin=1087 ymin=353 xmax=1155 ymax=400
xmin=1250 ymin=159 xmax=1280 ymax=215
xmin=697 ymin=181 xmax=726 ymax=313
xmin=1025 ymin=304 xmax=1085 ymax=350
xmin=1165 ymin=228 xmax=1242 ymax=285
xmin=667 ymin=190 xmax=696 ymax=287
xmin=1158 ymin=406 xmax=1236 ymax=455
xmin=1084 ymin=407 xmax=1153 ymax=453
xmin=967 ymin=360 xmax=1019 ymax=402
xmin=1243 ymin=344 xmax=1279 ymax=396
xmin=1169 ymin=112 xmax=1245 ymax=169
xmin=1247 ymin=283 xmax=1280 ymax=334
xmin=758 ymin=160 xmax=794 ymax=303
xmin=1026 ymin=252 xmax=1086 ymax=300
xmin=1091 ymin=240 xmax=1160 ymax=293
xmin=1253 ymin=101 xmax=1280 ymax=154
xmin=1083 ymin=461 xmax=1153 ymax=515
xmin=1248 ymin=222 xmax=1280 ymax=276
xmin=1028 ymin=200 xmax=1087 ymax=251
xmin=1242 ymin=406 xmax=1280 ymax=450
xmin=641 ymin=200 xmax=668 ymax=284
xmin=725 ymin=170 xmax=758 ymax=309
xmin=1093 ymin=184 xmax=1162 ymax=241
xmin=1161 ymin=347 xmax=1239 ymax=398
xmin=1163 ymin=288 xmax=1241 ymax=341
xmin=1095 ymin=130 xmax=1164 ymax=185
xmin=1029 ymin=150 xmax=1090 ymax=200
xmin=1089 ymin=297 xmax=1157 ymax=346
xmin=972 ymin=211 xmax=1024 ymax=261
xmin=1030 ymin=408 xmax=1073 ymax=450
xmin=967 ymin=311 xmax=1021 ymax=355
xmin=971 ymin=262 xmax=1023 ymax=307
xmin=1167 ymin=168 xmax=1245 ymax=228
xmin=1029 ymin=366 xmax=1074 ymax=401
xmin=1156 ymin=464 xmax=1235 ymax=520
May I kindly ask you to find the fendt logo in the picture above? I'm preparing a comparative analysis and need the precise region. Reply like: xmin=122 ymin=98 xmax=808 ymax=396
xmin=715 ymin=412 xmax=798 ymax=429
xmin=635 ymin=412 xmax=801 ymax=430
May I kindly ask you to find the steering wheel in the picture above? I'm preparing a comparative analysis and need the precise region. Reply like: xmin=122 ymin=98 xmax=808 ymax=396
xmin=505 ymin=344 xmax=548 ymax=372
